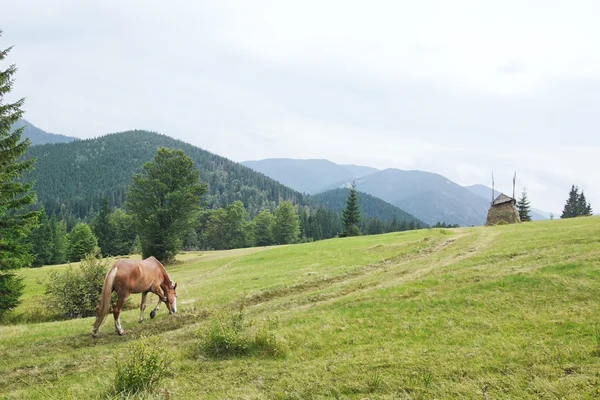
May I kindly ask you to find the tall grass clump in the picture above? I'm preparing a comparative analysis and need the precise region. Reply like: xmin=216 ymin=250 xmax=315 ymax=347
xmin=194 ymin=300 xmax=286 ymax=358
xmin=113 ymin=335 xmax=173 ymax=396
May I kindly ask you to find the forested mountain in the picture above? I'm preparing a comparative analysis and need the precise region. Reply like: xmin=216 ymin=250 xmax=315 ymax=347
xmin=311 ymin=188 xmax=424 ymax=226
xmin=23 ymin=130 xmax=307 ymax=219
xmin=241 ymin=158 xmax=378 ymax=194
xmin=331 ymin=169 xmax=491 ymax=226
xmin=12 ymin=118 xmax=77 ymax=145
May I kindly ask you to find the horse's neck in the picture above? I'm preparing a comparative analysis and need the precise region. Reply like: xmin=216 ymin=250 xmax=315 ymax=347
xmin=155 ymin=259 xmax=171 ymax=286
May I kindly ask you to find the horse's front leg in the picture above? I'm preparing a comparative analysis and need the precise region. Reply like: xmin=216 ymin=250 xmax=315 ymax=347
xmin=149 ymin=293 xmax=162 ymax=319
xmin=113 ymin=294 xmax=128 ymax=335
xmin=138 ymin=292 xmax=148 ymax=323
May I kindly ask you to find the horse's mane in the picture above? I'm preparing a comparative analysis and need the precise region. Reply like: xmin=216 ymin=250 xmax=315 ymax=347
xmin=148 ymin=256 xmax=172 ymax=286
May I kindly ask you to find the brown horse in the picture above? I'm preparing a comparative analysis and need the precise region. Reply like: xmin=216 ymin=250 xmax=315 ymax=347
xmin=92 ymin=256 xmax=177 ymax=337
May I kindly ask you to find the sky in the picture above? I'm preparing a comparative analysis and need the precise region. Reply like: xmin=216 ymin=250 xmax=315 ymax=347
xmin=3 ymin=0 xmax=599 ymax=214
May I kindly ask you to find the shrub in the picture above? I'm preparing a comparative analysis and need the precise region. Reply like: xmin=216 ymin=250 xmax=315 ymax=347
xmin=44 ymin=254 xmax=132 ymax=319
xmin=195 ymin=300 xmax=286 ymax=358
xmin=113 ymin=335 xmax=172 ymax=396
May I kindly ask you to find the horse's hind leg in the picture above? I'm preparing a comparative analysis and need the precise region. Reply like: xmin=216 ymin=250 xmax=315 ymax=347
xmin=113 ymin=294 xmax=128 ymax=335
xmin=138 ymin=292 xmax=148 ymax=323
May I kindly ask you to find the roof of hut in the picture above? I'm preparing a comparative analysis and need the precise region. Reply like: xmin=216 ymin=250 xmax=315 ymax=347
xmin=492 ymin=193 xmax=515 ymax=206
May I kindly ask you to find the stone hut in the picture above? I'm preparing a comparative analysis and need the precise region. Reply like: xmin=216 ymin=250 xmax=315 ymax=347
xmin=485 ymin=193 xmax=521 ymax=225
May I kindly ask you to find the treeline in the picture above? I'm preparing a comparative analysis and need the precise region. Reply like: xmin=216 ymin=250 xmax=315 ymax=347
xmin=27 ymin=197 xmax=424 ymax=266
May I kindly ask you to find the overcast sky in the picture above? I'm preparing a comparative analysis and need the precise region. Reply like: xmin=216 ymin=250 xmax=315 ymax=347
xmin=3 ymin=1 xmax=599 ymax=213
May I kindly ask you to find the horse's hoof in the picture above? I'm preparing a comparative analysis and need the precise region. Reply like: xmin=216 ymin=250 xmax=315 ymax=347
xmin=118 ymin=330 xmax=125 ymax=336
xmin=138 ymin=319 xmax=143 ymax=323
xmin=150 ymin=310 xmax=156 ymax=319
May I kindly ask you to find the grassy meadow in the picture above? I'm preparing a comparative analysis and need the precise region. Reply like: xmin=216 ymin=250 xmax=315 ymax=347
xmin=2 ymin=217 xmax=600 ymax=399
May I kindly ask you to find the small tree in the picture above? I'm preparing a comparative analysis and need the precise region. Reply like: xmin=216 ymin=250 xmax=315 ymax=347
xmin=126 ymin=148 xmax=207 ymax=263
xmin=516 ymin=188 xmax=532 ymax=222
xmin=272 ymin=201 xmax=300 ymax=244
xmin=0 ymin=31 xmax=41 ymax=316
xmin=67 ymin=223 xmax=99 ymax=262
xmin=577 ymin=191 xmax=593 ymax=216
xmin=108 ymin=208 xmax=136 ymax=256
xmin=341 ymin=182 xmax=361 ymax=236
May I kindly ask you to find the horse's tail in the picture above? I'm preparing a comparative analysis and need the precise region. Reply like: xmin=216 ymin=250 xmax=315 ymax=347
xmin=93 ymin=266 xmax=118 ymax=333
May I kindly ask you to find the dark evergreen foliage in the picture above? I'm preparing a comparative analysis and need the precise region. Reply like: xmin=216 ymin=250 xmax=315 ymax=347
xmin=92 ymin=197 xmax=112 ymax=255
xmin=341 ymin=182 xmax=361 ymax=237
xmin=516 ymin=189 xmax=532 ymax=222
xmin=67 ymin=222 xmax=98 ymax=262
xmin=22 ymin=130 xmax=308 ymax=220
xmin=0 ymin=32 xmax=41 ymax=316
xmin=561 ymin=185 xmax=592 ymax=218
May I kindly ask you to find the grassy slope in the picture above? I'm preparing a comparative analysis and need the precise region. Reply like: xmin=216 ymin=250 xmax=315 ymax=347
xmin=2 ymin=217 xmax=600 ymax=399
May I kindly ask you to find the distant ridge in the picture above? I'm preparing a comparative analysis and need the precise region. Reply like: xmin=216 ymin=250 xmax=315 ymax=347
xmin=12 ymin=118 xmax=77 ymax=145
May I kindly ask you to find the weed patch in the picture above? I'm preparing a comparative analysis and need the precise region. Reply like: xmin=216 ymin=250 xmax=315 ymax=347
xmin=193 ymin=300 xmax=286 ymax=359
xmin=112 ymin=335 xmax=173 ymax=397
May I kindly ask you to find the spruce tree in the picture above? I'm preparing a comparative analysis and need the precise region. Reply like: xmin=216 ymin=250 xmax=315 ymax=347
xmin=67 ymin=222 xmax=98 ymax=262
xmin=561 ymin=185 xmax=580 ymax=218
xmin=577 ymin=191 xmax=592 ymax=216
xmin=341 ymin=182 xmax=361 ymax=236
xmin=516 ymin=189 xmax=532 ymax=222
xmin=92 ymin=197 xmax=112 ymax=255
xmin=0 ymin=32 xmax=41 ymax=316
xmin=253 ymin=210 xmax=275 ymax=246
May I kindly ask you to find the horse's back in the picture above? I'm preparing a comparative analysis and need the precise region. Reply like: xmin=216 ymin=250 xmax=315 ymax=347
xmin=112 ymin=257 xmax=163 ymax=294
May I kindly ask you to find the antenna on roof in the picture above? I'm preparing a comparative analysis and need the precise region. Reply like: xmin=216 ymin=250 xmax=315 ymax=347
xmin=491 ymin=170 xmax=495 ymax=205
xmin=513 ymin=171 xmax=516 ymax=199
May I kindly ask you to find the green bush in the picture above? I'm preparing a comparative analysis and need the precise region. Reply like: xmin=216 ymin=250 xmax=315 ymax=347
xmin=44 ymin=254 xmax=132 ymax=319
xmin=195 ymin=300 xmax=286 ymax=358
xmin=113 ymin=335 xmax=172 ymax=396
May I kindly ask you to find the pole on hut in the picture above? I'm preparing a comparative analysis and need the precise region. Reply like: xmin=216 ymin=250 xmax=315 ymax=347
xmin=491 ymin=170 xmax=495 ymax=205
xmin=513 ymin=171 xmax=516 ymax=199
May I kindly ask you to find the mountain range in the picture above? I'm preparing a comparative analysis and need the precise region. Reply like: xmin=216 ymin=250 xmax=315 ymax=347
xmin=241 ymin=158 xmax=377 ymax=194
xmin=18 ymin=123 xmax=423 ymax=227
xmin=12 ymin=118 xmax=77 ymax=145
xmin=243 ymin=158 xmax=554 ymax=226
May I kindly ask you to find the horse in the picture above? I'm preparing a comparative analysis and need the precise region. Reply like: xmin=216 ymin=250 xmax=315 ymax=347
xmin=92 ymin=256 xmax=178 ymax=337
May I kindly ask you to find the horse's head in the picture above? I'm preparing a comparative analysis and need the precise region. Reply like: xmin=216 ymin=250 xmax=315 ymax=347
xmin=164 ymin=281 xmax=178 ymax=314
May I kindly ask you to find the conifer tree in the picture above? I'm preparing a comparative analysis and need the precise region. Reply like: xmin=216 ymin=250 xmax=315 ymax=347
xmin=577 ymin=191 xmax=592 ymax=216
xmin=92 ymin=197 xmax=112 ymax=255
xmin=516 ymin=189 xmax=532 ymax=222
xmin=67 ymin=222 xmax=98 ymax=262
xmin=341 ymin=182 xmax=361 ymax=236
xmin=0 ymin=31 xmax=41 ymax=316
xmin=253 ymin=210 xmax=275 ymax=246
xmin=561 ymin=185 xmax=580 ymax=218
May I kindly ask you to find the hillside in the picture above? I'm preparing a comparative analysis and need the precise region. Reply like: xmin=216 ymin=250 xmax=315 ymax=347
xmin=311 ymin=188 xmax=424 ymax=225
xmin=343 ymin=168 xmax=490 ymax=226
xmin=12 ymin=118 xmax=77 ymax=145
xmin=3 ymin=217 xmax=600 ymax=398
xmin=241 ymin=158 xmax=378 ymax=194
xmin=23 ymin=130 xmax=307 ymax=218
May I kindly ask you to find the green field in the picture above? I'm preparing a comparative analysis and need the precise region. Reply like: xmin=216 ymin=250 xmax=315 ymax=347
xmin=2 ymin=217 xmax=600 ymax=399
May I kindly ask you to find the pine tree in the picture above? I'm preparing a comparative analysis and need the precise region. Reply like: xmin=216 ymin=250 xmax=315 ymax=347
xmin=561 ymin=185 xmax=580 ymax=218
xmin=29 ymin=210 xmax=54 ymax=267
xmin=0 ymin=32 xmax=41 ymax=316
xmin=92 ymin=197 xmax=112 ymax=255
xmin=516 ymin=189 xmax=532 ymax=222
xmin=577 ymin=191 xmax=592 ymax=216
xmin=341 ymin=182 xmax=361 ymax=237
xmin=126 ymin=147 xmax=208 ymax=263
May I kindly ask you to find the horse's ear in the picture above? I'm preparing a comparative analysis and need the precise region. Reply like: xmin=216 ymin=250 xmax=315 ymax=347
xmin=174 ymin=282 xmax=177 ymax=290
